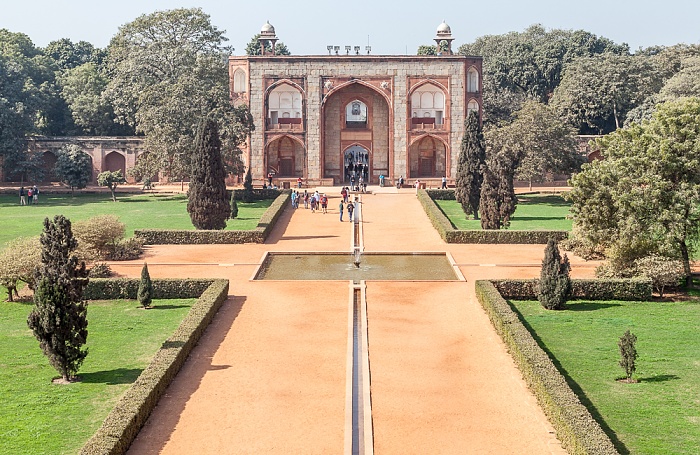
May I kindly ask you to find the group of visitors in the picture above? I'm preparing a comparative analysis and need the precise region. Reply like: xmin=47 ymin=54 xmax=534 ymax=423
xmin=291 ymin=190 xmax=329 ymax=213
xmin=345 ymin=160 xmax=369 ymax=184
xmin=19 ymin=185 xmax=39 ymax=205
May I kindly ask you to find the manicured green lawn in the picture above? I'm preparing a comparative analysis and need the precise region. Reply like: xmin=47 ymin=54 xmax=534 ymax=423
xmin=436 ymin=194 xmax=572 ymax=230
xmin=0 ymin=193 xmax=272 ymax=248
xmin=0 ymin=287 xmax=195 ymax=455
xmin=510 ymin=299 xmax=700 ymax=455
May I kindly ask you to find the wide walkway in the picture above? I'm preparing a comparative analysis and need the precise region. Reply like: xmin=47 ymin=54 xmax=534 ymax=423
xmin=116 ymin=188 xmax=595 ymax=454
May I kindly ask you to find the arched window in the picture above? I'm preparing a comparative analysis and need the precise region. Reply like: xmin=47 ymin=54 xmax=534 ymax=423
xmin=467 ymin=99 xmax=480 ymax=116
xmin=233 ymin=69 xmax=246 ymax=93
xmin=345 ymin=100 xmax=367 ymax=128
xmin=467 ymin=67 xmax=479 ymax=93
xmin=411 ymin=83 xmax=446 ymax=125
xmin=268 ymin=84 xmax=303 ymax=125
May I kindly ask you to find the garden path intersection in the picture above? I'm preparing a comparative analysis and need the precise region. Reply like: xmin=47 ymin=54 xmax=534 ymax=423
xmin=109 ymin=186 xmax=596 ymax=454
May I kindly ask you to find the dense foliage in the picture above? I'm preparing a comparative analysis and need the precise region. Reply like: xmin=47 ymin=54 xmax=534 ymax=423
xmin=27 ymin=215 xmax=89 ymax=381
xmin=96 ymin=170 xmax=125 ymax=201
xmin=454 ymin=111 xmax=485 ymax=218
xmin=187 ymin=118 xmax=230 ymax=230
xmin=54 ymin=144 xmax=93 ymax=194
xmin=538 ymin=238 xmax=571 ymax=310
xmin=568 ymin=97 xmax=700 ymax=285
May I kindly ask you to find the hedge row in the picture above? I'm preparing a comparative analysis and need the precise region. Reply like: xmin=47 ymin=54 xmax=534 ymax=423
xmin=491 ymin=278 xmax=652 ymax=301
xmin=417 ymin=189 xmax=568 ymax=244
xmin=133 ymin=191 xmax=290 ymax=244
xmin=232 ymin=188 xmax=281 ymax=201
xmin=80 ymin=278 xmax=230 ymax=455
xmin=83 ymin=278 xmax=216 ymax=300
xmin=475 ymin=280 xmax=619 ymax=455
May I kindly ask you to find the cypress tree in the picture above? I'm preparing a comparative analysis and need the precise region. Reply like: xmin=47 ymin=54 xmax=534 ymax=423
xmin=538 ymin=238 xmax=571 ymax=310
xmin=455 ymin=111 xmax=486 ymax=218
xmin=137 ymin=262 xmax=153 ymax=308
xmin=187 ymin=118 xmax=229 ymax=230
xmin=242 ymin=167 xmax=254 ymax=203
xmin=479 ymin=163 xmax=500 ymax=229
xmin=478 ymin=152 xmax=518 ymax=230
xmin=27 ymin=215 xmax=89 ymax=382
xmin=230 ymin=190 xmax=239 ymax=219
xmin=618 ymin=330 xmax=638 ymax=382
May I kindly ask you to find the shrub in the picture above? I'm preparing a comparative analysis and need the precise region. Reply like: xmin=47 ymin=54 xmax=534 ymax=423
xmin=230 ymin=190 xmax=238 ymax=219
xmin=88 ymin=262 xmax=113 ymax=278
xmin=0 ymin=236 xmax=41 ymax=301
xmin=73 ymin=215 xmax=126 ymax=261
xmin=106 ymin=237 xmax=145 ymax=261
xmin=618 ymin=330 xmax=638 ymax=382
xmin=137 ymin=263 xmax=153 ymax=308
xmin=634 ymin=255 xmax=684 ymax=297
xmin=538 ymin=238 xmax=571 ymax=310
xmin=241 ymin=168 xmax=254 ymax=202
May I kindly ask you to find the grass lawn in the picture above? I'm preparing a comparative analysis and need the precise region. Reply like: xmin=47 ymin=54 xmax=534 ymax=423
xmin=435 ymin=194 xmax=572 ymax=230
xmin=0 ymin=287 xmax=195 ymax=455
xmin=510 ymin=299 xmax=700 ymax=455
xmin=0 ymin=193 xmax=272 ymax=248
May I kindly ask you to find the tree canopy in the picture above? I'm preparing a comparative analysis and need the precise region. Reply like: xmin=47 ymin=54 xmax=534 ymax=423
xmin=568 ymin=97 xmax=700 ymax=283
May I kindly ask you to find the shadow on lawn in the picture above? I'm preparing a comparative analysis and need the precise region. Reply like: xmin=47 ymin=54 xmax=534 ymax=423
xmin=565 ymin=302 xmax=623 ymax=311
xmin=80 ymin=368 xmax=143 ymax=385
xmin=511 ymin=216 xmax=567 ymax=222
xmin=148 ymin=304 xmax=192 ymax=310
xmin=517 ymin=195 xmax=571 ymax=207
xmin=640 ymin=374 xmax=680 ymax=383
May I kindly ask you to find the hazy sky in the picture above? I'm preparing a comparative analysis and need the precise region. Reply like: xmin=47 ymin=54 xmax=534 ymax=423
xmin=1 ymin=0 xmax=698 ymax=54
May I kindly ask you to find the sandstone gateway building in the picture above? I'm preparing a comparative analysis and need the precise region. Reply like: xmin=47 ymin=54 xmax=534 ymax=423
xmin=230 ymin=22 xmax=482 ymax=186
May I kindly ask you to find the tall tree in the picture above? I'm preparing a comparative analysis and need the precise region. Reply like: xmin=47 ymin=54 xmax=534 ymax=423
xmin=105 ymin=8 xmax=250 ymax=181
xmin=187 ymin=118 xmax=229 ymax=230
xmin=97 ymin=170 xmax=126 ymax=202
xmin=244 ymin=34 xmax=291 ymax=56
xmin=568 ymin=97 xmax=700 ymax=285
xmin=551 ymin=54 xmax=662 ymax=133
xmin=458 ymin=25 xmax=627 ymax=124
xmin=27 ymin=215 xmax=89 ymax=382
xmin=454 ymin=111 xmax=486 ymax=218
xmin=479 ymin=151 xmax=517 ymax=230
xmin=0 ymin=236 xmax=41 ymax=301
xmin=538 ymin=238 xmax=571 ymax=310
xmin=54 ymin=144 xmax=93 ymax=195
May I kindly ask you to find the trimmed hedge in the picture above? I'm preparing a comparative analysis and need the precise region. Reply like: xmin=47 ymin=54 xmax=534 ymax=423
xmin=491 ymin=278 xmax=652 ymax=301
xmin=232 ymin=188 xmax=281 ymax=201
xmin=418 ymin=189 xmax=568 ymax=244
xmin=134 ymin=191 xmax=290 ymax=244
xmin=84 ymin=278 xmax=215 ymax=300
xmin=80 ymin=278 xmax=229 ymax=455
xmin=475 ymin=280 xmax=618 ymax=455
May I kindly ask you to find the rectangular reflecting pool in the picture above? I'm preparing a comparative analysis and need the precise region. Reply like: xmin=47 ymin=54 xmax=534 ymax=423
xmin=254 ymin=252 xmax=462 ymax=281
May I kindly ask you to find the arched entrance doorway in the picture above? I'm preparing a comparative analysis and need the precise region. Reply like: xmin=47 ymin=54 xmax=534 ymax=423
xmin=322 ymin=81 xmax=390 ymax=184
xmin=409 ymin=136 xmax=447 ymax=178
xmin=343 ymin=145 xmax=370 ymax=183
xmin=266 ymin=135 xmax=305 ymax=177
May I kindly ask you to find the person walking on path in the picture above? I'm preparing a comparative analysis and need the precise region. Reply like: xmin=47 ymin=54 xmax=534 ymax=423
xmin=310 ymin=195 xmax=317 ymax=213
xmin=304 ymin=190 xmax=309 ymax=209
xmin=339 ymin=200 xmax=344 ymax=221
xmin=27 ymin=187 xmax=33 ymax=205
xmin=297 ymin=177 xmax=303 ymax=188
xmin=320 ymin=194 xmax=328 ymax=214
xmin=347 ymin=200 xmax=354 ymax=222
xmin=415 ymin=179 xmax=421 ymax=195
xmin=19 ymin=187 xmax=26 ymax=205
xmin=32 ymin=185 xmax=39 ymax=204
xmin=441 ymin=176 xmax=447 ymax=189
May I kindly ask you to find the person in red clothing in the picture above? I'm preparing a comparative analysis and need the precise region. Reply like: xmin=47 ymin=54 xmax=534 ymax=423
xmin=320 ymin=194 xmax=328 ymax=213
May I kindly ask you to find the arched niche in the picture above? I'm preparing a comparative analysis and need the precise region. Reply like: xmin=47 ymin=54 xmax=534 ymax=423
xmin=345 ymin=100 xmax=368 ymax=128
xmin=233 ymin=69 xmax=247 ymax=93
xmin=104 ymin=151 xmax=126 ymax=175
xmin=268 ymin=84 xmax=303 ymax=126
xmin=410 ymin=83 xmax=446 ymax=125
xmin=467 ymin=67 xmax=479 ymax=93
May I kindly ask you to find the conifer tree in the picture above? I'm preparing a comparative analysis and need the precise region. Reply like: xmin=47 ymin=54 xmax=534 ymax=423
xmin=455 ymin=112 xmax=486 ymax=218
xmin=187 ymin=118 xmax=229 ymax=230
xmin=137 ymin=263 xmax=153 ymax=308
xmin=27 ymin=215 xmax=89 ymax=382
xmin=538 ymin=238 xmax=571 ymax=310
xmin=242 ymin=167 xmax=254 ymax=202
xmin=230 ymin=190 xmax=239 ymax=219
xmin=618 ymin=330 xmax=638 ymax=382
xmin=478 ymin=152 xmax=518 ymax=229
xmin=479 ymin=164 xmax=500 ymax=229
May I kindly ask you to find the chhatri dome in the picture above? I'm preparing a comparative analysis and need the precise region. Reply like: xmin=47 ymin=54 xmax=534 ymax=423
xmin=261 ymin=21 xmax=276 ymax=36
xmin=437 ymin=21 xmax=451 ymax=34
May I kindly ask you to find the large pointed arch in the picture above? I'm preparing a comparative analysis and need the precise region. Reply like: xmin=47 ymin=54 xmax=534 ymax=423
xmin=322 ymin=79 xmax=392 ymax=108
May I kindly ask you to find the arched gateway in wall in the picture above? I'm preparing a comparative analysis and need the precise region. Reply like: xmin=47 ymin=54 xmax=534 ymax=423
xmin=321 ymin=82 xmax=390 ymax=184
